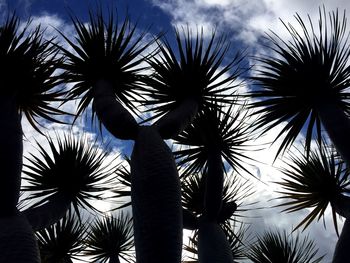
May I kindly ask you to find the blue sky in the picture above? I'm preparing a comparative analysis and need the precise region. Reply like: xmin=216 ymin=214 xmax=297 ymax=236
xmin=4 ymin=0 xmax=350 ymax=261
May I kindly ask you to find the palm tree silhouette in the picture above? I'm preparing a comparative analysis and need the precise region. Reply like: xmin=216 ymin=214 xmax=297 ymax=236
xmin=36 ymin=212 xmax=86 ymax=263
xmin=246 ymin=230 xmax=324 ymax=263
xmin=174 ymin=102 xmax=254 ymax=262
xmin=181 ymin=171 xmax=252 ymax=262
xmin=0 ymin=14 xmax=65 ymax=262
xmin=21 ymin=132 xmax=118 ymax=230
xmin=59 ymin=8 xmax=243 ymax=262
xmin=276 ymin=142 xmax=350 ymax=262
xmin=84 ymin=212 xmax=134 ymax=263
xmin=249 ymin=8 xmax=350 ymax=163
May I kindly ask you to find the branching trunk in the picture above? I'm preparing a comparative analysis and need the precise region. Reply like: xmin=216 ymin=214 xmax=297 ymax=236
xmin=154 ymin=99 xmax=198 ymax=139
xmin=0 ymin=96 xmax=22 ymax=216
xmin=22 ymin=193 xmax=71 ymax=231
xmin=131 ymin=126 xmax=182 ymax=263
xmin=317 ymin=102 xmax=350 ymax=166
xmin=198 ymin=220 xmax=234 ymax=263
xmin=93 ymin=79 xmax=139 ymax=140
xmin=0 ymin=214 xmax=40 ymax=263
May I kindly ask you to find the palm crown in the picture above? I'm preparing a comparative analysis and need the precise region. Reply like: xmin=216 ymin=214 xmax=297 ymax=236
xmin=276 ymin=142 xmax=350 ymax=233
xmin=60 ymin=10 xmax=151 ymax=119
xmin=174 ymin=103 xmax=255 ymax=177
xmin=0 ymin=14 xmax=66 ymax=130
xmin=22 ymin=133 xmax=118 ymax=215
xmin=142 ymin=28 xmax=244 ymax=122
xmin=249 ymin=8 xmax=350 ymax=157
xmin=84 ymin=212 xmax=134 ymax=263
xmin=246 ymin=230 xmax=324 ymax=263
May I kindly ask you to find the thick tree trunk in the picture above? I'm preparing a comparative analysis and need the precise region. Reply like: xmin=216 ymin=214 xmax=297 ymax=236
xmin=333 ymin=218 xmax=350 ymax=263
xmin=154 ymin=99 xmax=198 ymax=139
xmin=0 ymin=214 xmax=40 ymax=263
xmin=317 ymin=102 xmax=350 ymax=166
xmin=331 ymin=194 xmax=350 ymax=263
xmin=92 ymin=79 xmax=139 ymax=140
xmin=198 ymin=220 xmax=234 ymax=263
xmin=131 ymin=126 xmax=182 ymax=263
xmin=22 ymin=193 xmax=71 ymax=231
xmin=0 ymin=96 xmax=22 ymax=216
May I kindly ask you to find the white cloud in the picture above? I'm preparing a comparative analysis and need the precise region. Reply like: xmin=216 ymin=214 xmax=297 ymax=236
xmin=150 ymin=0 xmax=350 ymax=46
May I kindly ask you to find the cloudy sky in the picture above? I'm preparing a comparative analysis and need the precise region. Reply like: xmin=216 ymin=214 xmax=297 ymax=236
xmin=4 ymin=0 xmax=350 ymax=262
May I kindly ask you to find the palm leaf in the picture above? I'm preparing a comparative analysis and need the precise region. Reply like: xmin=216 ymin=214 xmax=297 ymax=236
xmin=141 ymin=27 xmax=245 ymax=122
xmin=249 ymin=7 xmax=350 ymax=157
xmin=36 ymin=212 xmax=86 ymax=263
xmin=246 ymin=230 xmax=324 ymax=263
xmin=84 ymin=212 xmax=134 ymax=263
xmin=22 ymin=132 xmax=119 ymax=216
xmin=276 ymin=142 xmax=350 ymax=233
xmin=174 ymin=103 xmax=256 ymax=178
xmin=0 ymin=13 xmax=66 ymax=131
xmin=59 ymin=8 xmax=153 ymax=121
xmin=111 ymin=157 xmax=132 ymax=209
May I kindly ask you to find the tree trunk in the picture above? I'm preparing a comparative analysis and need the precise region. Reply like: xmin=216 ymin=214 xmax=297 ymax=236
xmin=0 ymin=96 xmax=22 ymax=216
xmin=154 ymin=99 xmax=198 ymax=139
xmin=109 ymin=255 xmax=120 ymax=263
xmin=183 ymin=208 xmax=199 ymax=230
xmin=22 ymin=193 xmax=71 ymax=231
xmin=331 ymin=194 xmax=350 ymax=263
xmin=203 ymin=148 xmax=223 ymax=221
xmin=333 ymin=218 xmax=350 ymax=263
xmin=92 ymin=79 xmax=139 ymax=140
xmin=317 ymin=101 xmax=350 ymax=166
xmin=131 ymin=126 xmax=182 ymax=263
xmin=0 ymin=214 xmax=40 ymax=263
xmin=198 ymin=220 xmax=234 ymax=263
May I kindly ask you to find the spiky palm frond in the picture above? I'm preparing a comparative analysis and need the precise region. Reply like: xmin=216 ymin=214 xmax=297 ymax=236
xmin=181 ymin=172 xmax=253 ymax=225
xmin=22 ymin=132 xmax=118 ymax=215
xmin=276 ymin=143 xmax=350 ymax=233
xmin=84 ymin=212 xmax=134 ymax=263
xmin=0 ymin=14 xmax=66 ymax=131
xmin=111 ymin=157 xmax=132 ymax=209
xmin=174 ymin=103 xmax=255 ymax=178
xmin=141 ymin=27 xmax=244 ymax=122
xmin=36 ymin=212 xmax=86 ymax=263
xmin=249 ymin=7 xmax=350 ymax=157
xmin=60 ymin=9 xmax=152 ymax=120
xmin=246 ymin=230 xmax=324 ymax=263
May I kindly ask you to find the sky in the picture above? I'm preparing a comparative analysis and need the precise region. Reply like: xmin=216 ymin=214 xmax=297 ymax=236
xmin=3 ymin=0 xmax=350 ymax=262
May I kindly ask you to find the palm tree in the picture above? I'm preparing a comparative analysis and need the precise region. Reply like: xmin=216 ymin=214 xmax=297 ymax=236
xmin=0 ymin=14 xmax=65 ymax=262
xmin=275 ymin=142 xmax=350 ymax=262
xmin=174 ymin=103 xmax=255 ymax=263
xmin=36 ymin=212 xmax=86 ymax=263
xmin=20 ymin=132 xmax=118 ymax=231
xmin=181 ymin=171 xmax=252 ymax=262
xmin=84 ymin=212 xmax=134 ymax=263
xmin=246 ymin=230 xmax=324 ymax=263
xmin=60 ymin=8 xmax=243 ymax=262
xmin=249 ymin=7 xmax=350 ymax=163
